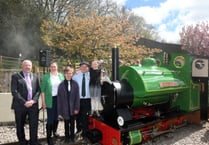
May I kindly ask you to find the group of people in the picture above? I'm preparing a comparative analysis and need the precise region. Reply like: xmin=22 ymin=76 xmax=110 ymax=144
xmin=11 ymin=59 xmax=105 ymax=145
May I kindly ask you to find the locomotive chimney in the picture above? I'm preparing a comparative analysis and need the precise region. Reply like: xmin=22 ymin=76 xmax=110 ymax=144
xmin=112 ymin=47 xmax=119 ymax=81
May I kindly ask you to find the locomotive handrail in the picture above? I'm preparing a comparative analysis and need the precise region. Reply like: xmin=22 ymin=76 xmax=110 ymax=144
xmin=113 ymin=87 xmax=117 ymax=108
xmin=142 ymin=70 xmax=180 ymax=75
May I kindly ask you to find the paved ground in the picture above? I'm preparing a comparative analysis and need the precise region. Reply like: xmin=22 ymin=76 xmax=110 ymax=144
xmin=1 ymin=93 xmax=209 ymax=145
xmin=1 ymin=121 xmax=209 ymax=145
xmin=0 ymin=121 xmax=95 ymax=145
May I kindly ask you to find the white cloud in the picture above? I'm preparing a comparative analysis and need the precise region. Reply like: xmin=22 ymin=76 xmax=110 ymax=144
xmin=131 ymin=0 xmax=209 ymax=43
xmin=112 ymin=0 xmax=126 ymax=6
xmin=112 ymin=0 xmax=209 ymax=43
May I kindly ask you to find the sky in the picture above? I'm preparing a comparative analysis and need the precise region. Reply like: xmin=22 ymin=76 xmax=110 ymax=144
xmin=111 ymin=0 xmax=209 ymax=44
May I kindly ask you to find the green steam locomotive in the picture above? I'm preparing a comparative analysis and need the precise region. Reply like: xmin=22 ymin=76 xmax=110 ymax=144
xmin=88 ymin=39 xmax=208 ymax=145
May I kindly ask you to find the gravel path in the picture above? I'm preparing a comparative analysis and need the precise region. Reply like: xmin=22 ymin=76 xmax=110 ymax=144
xmin=141 ymin=122 xmax=209 ymax=145
xmin=0 ymin=121 xmax=209 ymax=145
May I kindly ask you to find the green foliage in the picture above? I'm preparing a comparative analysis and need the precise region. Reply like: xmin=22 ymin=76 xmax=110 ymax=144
xmin=41 ymin=9 xmax=160 ymax=66
xmin=0 ymin=0 xmax=159 ymax=67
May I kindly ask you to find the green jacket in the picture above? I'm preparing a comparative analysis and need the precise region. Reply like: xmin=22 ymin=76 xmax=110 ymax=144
xmin=41 ymin=73 xmax=64 ymax=108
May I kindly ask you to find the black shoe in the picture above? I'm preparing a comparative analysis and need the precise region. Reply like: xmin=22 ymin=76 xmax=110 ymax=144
xmin=70 ymin=137 xmax=75 ymax=143
xmin=96 ymin=111 xmax=100 ymax=117
xmin=75 ymin=132 xmax=83 ymax=142
xmin=30 ymin=142 xmax=42 ymax=145
xmin=47 ymin=138 xmax=54 ymax=145
xmin=19 ymin=142 xmax=27 ymax=145
xmin=89 ymin=110 xmax=94 ymax=116
xmin=53 ymin=121 xmax=59 ymax=138
xmin=64 ymin=138 xmax=70 ymax=143
xmin=19 ymin=139 xmax=29 ymax=145
xmin=76 ymin=130 xmax=82 ymax=136
xmin=80 ymin=137 xmax=89 ymax=143
xmin=53 ymin=132 xmax=60 ymax=138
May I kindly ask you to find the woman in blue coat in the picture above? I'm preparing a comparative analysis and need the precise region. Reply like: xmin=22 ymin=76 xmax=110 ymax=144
xmin=57 ymin=66 xmax=80 ymax=143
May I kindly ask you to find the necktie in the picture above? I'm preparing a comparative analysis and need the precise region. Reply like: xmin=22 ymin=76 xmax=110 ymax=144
xmin=82 ymin=73 xmax=86 ymax=97
xmin=25 ymin=73 xmax=32 ymax=100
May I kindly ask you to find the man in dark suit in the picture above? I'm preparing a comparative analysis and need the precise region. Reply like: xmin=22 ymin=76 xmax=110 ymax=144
xmin=11 ymin=59 xmax=41 ymax=145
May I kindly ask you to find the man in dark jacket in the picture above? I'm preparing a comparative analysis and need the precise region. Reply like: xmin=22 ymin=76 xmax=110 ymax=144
xmin=11 ymin=59 xmax=41 ymax=145
xmin=57 ymin=66 xmax=80 ymax=143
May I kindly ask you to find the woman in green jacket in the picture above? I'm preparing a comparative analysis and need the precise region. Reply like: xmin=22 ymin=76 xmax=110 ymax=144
xmin=41 ymin=62 xmax=64 ymax=145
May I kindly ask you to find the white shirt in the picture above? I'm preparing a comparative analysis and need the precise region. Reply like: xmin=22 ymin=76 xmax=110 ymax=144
xmin=50 ymin=73 xmax=61 ymax=96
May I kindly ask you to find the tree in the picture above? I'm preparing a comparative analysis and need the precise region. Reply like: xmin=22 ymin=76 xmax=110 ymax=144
xmin=179 ymin=21 xmax=209 ymax=56
xmin=41 ymin=9 xmax=160 ymax=65
xmin=31 ymin=0 xmax=116 ymax=24
xmin=31 ymin=0 xmax=88 ymax=24
xmin=128 ymin=13 xmax=159 ymax=40
xmin=0 ymin=0 xmax=158 ymax=61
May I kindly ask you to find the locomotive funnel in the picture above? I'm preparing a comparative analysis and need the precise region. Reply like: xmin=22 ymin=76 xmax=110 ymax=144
xmin=112 ymin=48 xmax=119 ymax=81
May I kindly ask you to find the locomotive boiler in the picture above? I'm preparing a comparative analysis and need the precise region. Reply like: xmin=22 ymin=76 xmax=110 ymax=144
xmin=88 ymin=41 xmax=208 ymax=145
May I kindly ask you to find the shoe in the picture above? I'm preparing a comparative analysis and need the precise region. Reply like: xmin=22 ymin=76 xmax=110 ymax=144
xmin=96 ymin=111 xmax=100 ymax=117
xmin=76 ymin=130 xmax=82 ymax=136
xmin=71 ymin=138 xmax=75 ymax=142
xmin=19 ymin=139 xmax=29 ymax=145
xmin=30 ymin=142 xmax=42 ymax=145
xmin=89 ymin=110 xmax=94 ymax=116
xmin=75 ymin=133 xmax=83 ymax=142
xmin=80 ymin=137 xmax=89 ymax=143
xmin=47 ymin=137 xmax=53 ymax=145
xmin=64 ymin=138 xmax=70 ymax=143
xmin=53 ymin=121 xmax=60 ymax=138
xmin=53 ymin=132 xmax=60 ymax=138
xmin=46 ymin=124 xmax=54 ymax=145
xmin=75 ymin=130 xmax=83 ymax=142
